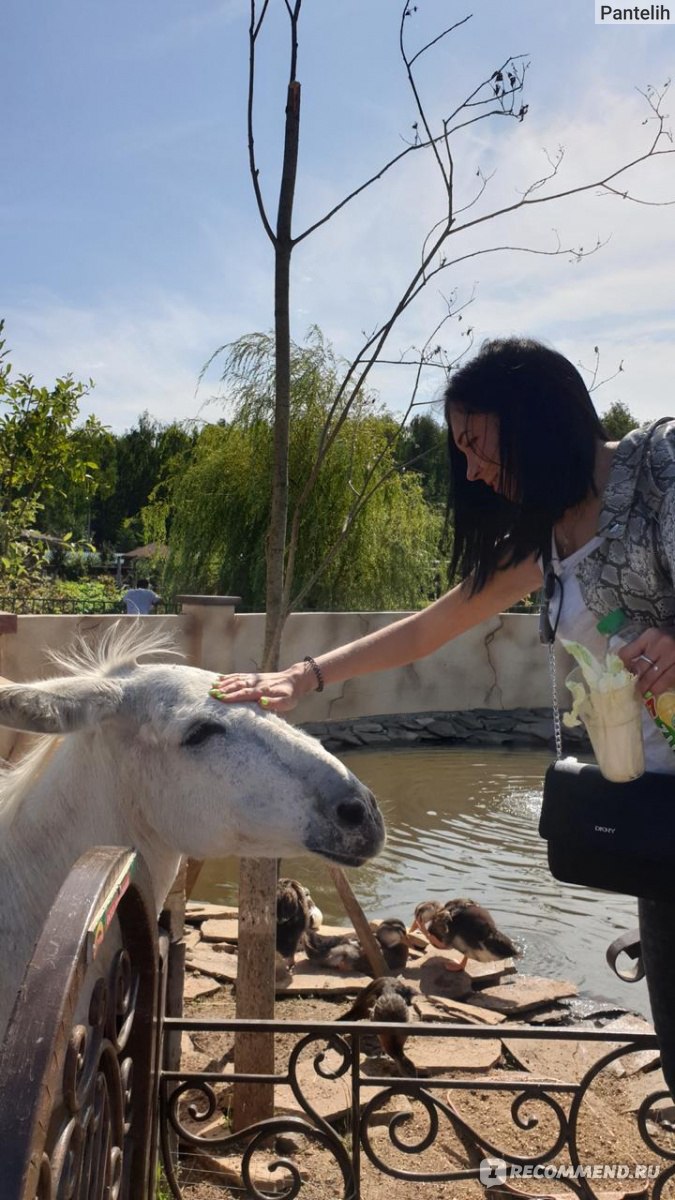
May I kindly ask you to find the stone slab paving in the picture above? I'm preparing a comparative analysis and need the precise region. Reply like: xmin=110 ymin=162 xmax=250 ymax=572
xmin=183 ymin=972 xmax=225 ymax=1001
xmin=413 ymin=994 xmax=508 ymax=1026
xmin=402 ymin=1034 xmax=503 ymax=1074
xmin=274 ymin=1053 xmax=413 ymax=1124
xmin=185 ymin=901 xmax=240 ymax=923
xmin=474 ymin=975 xmax=578 ymax=1017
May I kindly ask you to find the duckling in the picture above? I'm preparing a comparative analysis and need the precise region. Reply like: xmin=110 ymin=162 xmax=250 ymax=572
xmin=275 ymin=952 xmax=293 ymax=987
xmin=338 ymin=978 xmax=418 ymax=1076
xmin=426 ymin=898 xmax=520 ymax=972
xmin=409 ymin=900 xmax=445 ymax=944
xmin=302 ymin=885 xmax=323 ymax=931
xmin=303 ymin=918 xmax=415 ymax=975
xmin=276 ymin=878 xmax=312 ymax=967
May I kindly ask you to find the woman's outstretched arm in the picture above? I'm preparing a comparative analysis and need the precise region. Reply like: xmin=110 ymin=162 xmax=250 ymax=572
xmin=211 ymin=555 xmax=542 ymax=712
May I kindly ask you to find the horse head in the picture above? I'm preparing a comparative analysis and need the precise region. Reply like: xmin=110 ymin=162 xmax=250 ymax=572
xmin=0 ymin=658 xmax=385 ymax=868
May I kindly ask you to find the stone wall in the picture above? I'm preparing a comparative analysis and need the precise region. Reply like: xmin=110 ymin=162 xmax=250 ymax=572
xmin=0 ymin=605 xmax=574 ymax=740
xmin=182 ymin=603 xmax=572 ymax=724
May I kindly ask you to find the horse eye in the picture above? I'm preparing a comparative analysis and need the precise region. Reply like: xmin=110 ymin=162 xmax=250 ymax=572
xmin=182 ymin=722 xmax=226 ymax=748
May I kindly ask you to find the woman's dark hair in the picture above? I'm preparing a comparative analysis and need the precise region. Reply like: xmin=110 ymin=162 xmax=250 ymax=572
xmin=443 ymin=337 xmax=608 ymax=593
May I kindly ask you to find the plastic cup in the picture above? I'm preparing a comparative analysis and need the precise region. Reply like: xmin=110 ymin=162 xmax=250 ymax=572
xmin=565 ymin=667 xmax=645 ymax=782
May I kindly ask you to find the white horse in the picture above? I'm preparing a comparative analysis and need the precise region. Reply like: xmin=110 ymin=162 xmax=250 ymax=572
xmin=0 ymin=624 xmax=384 ymax=1042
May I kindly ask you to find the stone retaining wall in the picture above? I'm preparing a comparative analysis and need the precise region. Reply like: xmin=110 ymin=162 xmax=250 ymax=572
xmin=301 ymin=707 xmax=590 ymax=753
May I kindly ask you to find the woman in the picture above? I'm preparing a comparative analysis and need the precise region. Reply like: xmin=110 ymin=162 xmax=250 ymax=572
xmin=213 ymin=336 xmax=675 ymax=1092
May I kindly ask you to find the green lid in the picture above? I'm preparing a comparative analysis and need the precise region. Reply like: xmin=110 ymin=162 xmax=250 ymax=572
xmin=596 ymin=608 xmax=627 ymax=636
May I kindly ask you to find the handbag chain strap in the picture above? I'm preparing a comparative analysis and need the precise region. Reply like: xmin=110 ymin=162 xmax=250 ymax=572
xmin=542 ymin=533 xmax=564 ymax=761
xmin=547 ymin=641 xmax=564 ymax=761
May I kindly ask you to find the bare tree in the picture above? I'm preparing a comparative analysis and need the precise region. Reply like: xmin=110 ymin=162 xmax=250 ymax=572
xmin=243 ymin=1 xmax=672 ymax=669
xmin=232 ymin=4 xmax=673 ymax=1130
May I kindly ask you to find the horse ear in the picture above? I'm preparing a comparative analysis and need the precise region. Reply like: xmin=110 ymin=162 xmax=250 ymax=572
xmin=0 ymin=677 xmax=124 ymax=734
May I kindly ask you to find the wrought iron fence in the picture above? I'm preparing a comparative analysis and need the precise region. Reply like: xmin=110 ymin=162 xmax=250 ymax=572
xmin=0 ymin=594 xmax=125 ymax=614
xmin=3 ymin=846 xmax=674 ymax=1200
xmin=0 ymin=595 xmax=180 ymax=615
xmin=159 ymin=1014 xmax=675 ymax=1200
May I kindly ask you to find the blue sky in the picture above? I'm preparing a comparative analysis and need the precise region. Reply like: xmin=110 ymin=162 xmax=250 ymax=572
xmin=3 ymin=0 xmax=674 ymax=431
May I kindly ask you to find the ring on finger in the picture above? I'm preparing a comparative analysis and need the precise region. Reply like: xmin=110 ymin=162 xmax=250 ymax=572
xmin=636 ymin=653 xmax=656 ymax=667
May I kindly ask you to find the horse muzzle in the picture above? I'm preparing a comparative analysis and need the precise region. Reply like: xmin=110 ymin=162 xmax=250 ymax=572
xmin=305 ymin=777 xmax=385 ymax=866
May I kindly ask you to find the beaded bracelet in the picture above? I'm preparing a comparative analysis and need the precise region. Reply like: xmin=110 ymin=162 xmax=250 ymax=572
xmin=303 ymin=655 xmax=325 ymax=693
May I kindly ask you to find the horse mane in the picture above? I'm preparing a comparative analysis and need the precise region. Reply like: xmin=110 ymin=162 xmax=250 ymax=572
xmin=47 ymin=619 xmax=180 ymax=678
xmin=0 ymin=621 xmax=181 ymax=821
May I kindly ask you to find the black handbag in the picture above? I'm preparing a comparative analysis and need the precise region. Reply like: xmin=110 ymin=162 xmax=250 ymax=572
xmin=537 ymin=548 xmax=675 ymax=903
xmin=539 ymin=756 xmax=675 ymax=903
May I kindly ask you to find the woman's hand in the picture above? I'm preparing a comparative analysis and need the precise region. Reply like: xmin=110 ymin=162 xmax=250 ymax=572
xmin=618 ymin=627 xmax=675 ymax=698
xmin=209 ymin=663 xmax=312 ymax=713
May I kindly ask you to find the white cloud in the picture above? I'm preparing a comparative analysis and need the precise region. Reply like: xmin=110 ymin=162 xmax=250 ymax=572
xmin=3 ymin=293 xmax=247 ymax=432
xmin=5 ymin=50 xmax=672 ymax=432
xmin=285 ymin=68 xmax=675 ymax=423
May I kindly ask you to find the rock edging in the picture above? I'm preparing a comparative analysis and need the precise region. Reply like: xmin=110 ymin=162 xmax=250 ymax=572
xmin=300 ymin=707 xmax=590 ymax=754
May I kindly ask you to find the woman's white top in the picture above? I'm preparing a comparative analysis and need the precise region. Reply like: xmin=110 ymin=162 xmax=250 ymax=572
xmin=550 ymin=535 xmax=675 ymax=774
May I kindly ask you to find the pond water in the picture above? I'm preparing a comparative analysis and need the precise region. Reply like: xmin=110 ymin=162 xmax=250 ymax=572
xmin=196 ymin=745 xmax=648 ymax=1014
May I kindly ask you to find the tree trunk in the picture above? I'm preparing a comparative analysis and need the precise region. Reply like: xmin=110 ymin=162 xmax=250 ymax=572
xmin=262 ymin=80 xmax=301 ymax=670
xmin=235 ymin=65 xmax=302 ymax=1136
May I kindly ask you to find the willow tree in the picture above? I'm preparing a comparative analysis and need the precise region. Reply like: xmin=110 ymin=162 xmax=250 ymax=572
xmin=240 ymin=0 xmax=672 ymax=669
xmin=163 ymin=329 xmax=444 ymax=608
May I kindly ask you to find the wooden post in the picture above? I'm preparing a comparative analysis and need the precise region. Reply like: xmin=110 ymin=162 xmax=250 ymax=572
xmin=232 ymin=859 xmax=277 ymax=1131
xmin=329 ymin=866 xmax=389 ymax=977
xmin=184 ymin=859 xmax=204 ymax=901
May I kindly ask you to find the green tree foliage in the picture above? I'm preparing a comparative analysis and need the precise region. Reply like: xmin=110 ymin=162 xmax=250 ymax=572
xmin=0 ymin=320 xmax=95 ymax=579
xmin=600 ymin=400 xmax=640 ymax=440
xmin=40 ymin=415 xmax=117 ymax=542
xmin=42 ymin=412 xmax=196 ymax=553
xmin=393 ymin=413 xmax=448 ymax=508
xmin=159 ymin=331 xmax=443 ymax=610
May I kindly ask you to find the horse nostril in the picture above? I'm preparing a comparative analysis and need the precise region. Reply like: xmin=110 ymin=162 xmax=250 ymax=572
xmin=337 ymin=798 xmax=365 ymax=828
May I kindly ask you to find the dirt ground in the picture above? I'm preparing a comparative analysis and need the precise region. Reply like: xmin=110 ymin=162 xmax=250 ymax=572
xmin=167 ymin=981 xmax=675 ymax=1200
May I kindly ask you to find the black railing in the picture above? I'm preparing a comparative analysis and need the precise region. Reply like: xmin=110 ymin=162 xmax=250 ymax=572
xmin=0 ymin=594 xmax=125 ymax=614
xmin=0 ymin=595 xmax=180 ymax=615
xmin=159 ymin=1015 xmax=674 ymax=1200
xmin=3 ymin=848 xmax=673 ymax=1200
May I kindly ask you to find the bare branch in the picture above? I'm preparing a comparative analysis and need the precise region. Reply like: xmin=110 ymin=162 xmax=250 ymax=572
xmin=578 ymin=347 xmax=625 ymax=394
xmin=294 ymin=141 xmax=426 ymax=245
xmin=519 ymin=146 xmax=565 ymax=201
xmin=445 ymin=56 xmax=529 ymax=125
xmin=400 ymin=4 xmax=450 ymax=196
xmin=599 ymin=184 xmax=675 ymax=206
xmin=247 ymin=0 xmax=276 ymax=244
xmin=453 ymin=166 xmax=496 ymax=217
xmin=294 ymin=46 xmax=528 ymax=245
xmin=252 ymin=0 xmax=271 ymax=40
xmin=450 ymin=85 xmax=673 ymax=242
xmin=407 ymin=13 xmax=472 ymax=68
xmin=297 ymin=223 xmax=600 ymax=512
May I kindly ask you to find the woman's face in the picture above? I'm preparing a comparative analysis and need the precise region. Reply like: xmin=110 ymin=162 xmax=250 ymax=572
xmin=449 ymin=407 xmax=502 ymax=491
